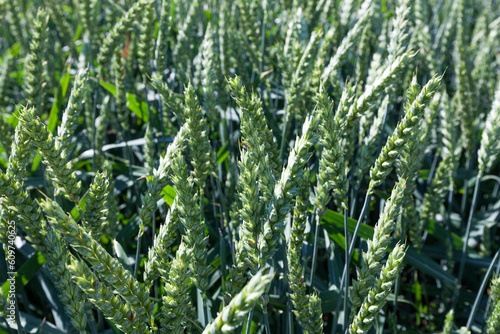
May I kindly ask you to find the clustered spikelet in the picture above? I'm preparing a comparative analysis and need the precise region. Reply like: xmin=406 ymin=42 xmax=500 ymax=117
xmin=43 ymin=230 xmax=89 ymax=334
xmin=58 ymin=69 xmax=89 ymax=153
xmin=139 ymin=123 xmax=188 ymax=232
xmin=478 ymin=80 xmax=500 ymax=174
xmin=144 ymin=123 xmax=155 ymax=175
xmin=40 ymin=198 xmax=154 ymax=327
xmin=18 ymin=107 xmax=82 ymax=201
xmin=7 ymin=122 xmax=31 ymax=181
xmin=160 ymin=241 xmax=192 ymax=334
xmin=171 ymin=154 xmax=209 ymax=296
xmin=183 ymin=82 xmax=216 ymax=192
xmin=258 ymin=112 xmax=320 ymax=262
xmin=349 ymin=243 xmax=406 ymax=334
xmin=0 ymin=173 xmax=46 ymax=250
xmin=322 ymin=0 xmax=376 ymax=83
xmin=23 ymin=8 xmax=49 ymax=113
xmin=228 ymin=76 xmax=280 ymax=173
xmin=356 ymin=96 xmax=389 ymax=186
xmin=151 ymin=73 xmax=182 ymax=136
xmin=285 ymin=29 xmax=323 ymax=126
xmin=144 ymin=200 xmax=180 ymax=287
xmin=0 ymin=53 xmax=11 ymax=105
xmin=203 ymin=270 xmax=274 ymax=334
xmin=98 ymin=0 xmax=152 ymax=67
xmin=69 ymin=255 xmax=150 ymax=334
xmin=82 ymin=172 xmax=109 ymax=241
xmin=113 ymin=50 xmax=130 ymax=140
xmin=288 ymin=171 xmax=324 ymax=334
xmin=351 ymin=178 xmax=406 ymax=311
xmin=369 ymin=74 xmax=442 ymax=191
xmin=487 ymin=277 xmax=500 ymax=334
xmin=137 ymin=0 xmax=155 ymax=77
xmin=201 ymin=23 xmax=220 ymax=126
xmin=233 ymin=150 xmax=261 ymax=272
xmin=443 ymin=309 xmax=455 ymax=334
xmin=315 ymin=84 xmax=349 ymax=212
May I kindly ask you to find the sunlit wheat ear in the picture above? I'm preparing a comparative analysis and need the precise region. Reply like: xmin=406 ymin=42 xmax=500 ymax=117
xmin=171 ymin=153 xmax=210 ymax=297
xmin=443 ymin=309 xmax=455 ymax=334
xmin=258 ymin=111 xmax=320 ymax=262
xmin=478 ymin=80 xmax=500 ymax=174
xmin=82 ymin=171 xmax=109 ymax=241
xmin=203 ymin=270 xmax=274 ymax=334
xmin=58 ymin=69 xmax=88 ymax=154
xmin=487 ymin=277 xmax=500 ymax=334
xmin=23 ymin=8 xmax=49 ymax=113
xmin=44 ymin=230 xmax=88 ymax=334
xmin=288 ymin=171 xmax=324 ymax=334
xmin=160 ymin=240 xmax=192 ymax=333
xmin=139 ymin=123 xmax=188 ymax=233
xmin=351 ymin=178 xmax=406 ymax=312
xmin=144 ymin=199 xmax=180 ymax=287
xmin=350 ymin=243 xmax=406 ymax=334
xmin=18 ymin=106 xmax=82 ymax=201
xmin=183 ymin=82 xmax=216 ymax=192
xmin=369 ymin=74 xmax=442 ymax=192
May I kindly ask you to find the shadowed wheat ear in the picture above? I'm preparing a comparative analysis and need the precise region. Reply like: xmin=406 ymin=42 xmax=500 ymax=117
xmin=39 ymin=198 xmax=155 ymax=328
xmin=69 ymin=254 xmax=150 ymax=334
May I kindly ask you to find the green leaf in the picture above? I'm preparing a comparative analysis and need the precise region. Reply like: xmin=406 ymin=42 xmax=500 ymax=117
xmin=216 ymin=143 xmax=229 ymax=164
xmin=100 ymin=81 xmax=149 ymax=122
xmin=161 ymin=185 xmax=177 ymax=206
xmin=48 ymin=64 xmax=71 ymax=133
xmin=424 ymin=218 xmax=464 ymax=251
xmin=31 ymin=154 xmax=42 ymax=172
xmin=113 ymin=240 xmax=132 ymax=272
xmin=320 ymin=209 xmax=455 ymax=286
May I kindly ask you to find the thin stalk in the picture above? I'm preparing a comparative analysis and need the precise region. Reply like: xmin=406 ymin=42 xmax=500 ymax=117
xmin=263 ymin=301 xmax=271 ymax=334
xmin=203 ymin=299 xmax=209 ymax=328
xmin=466 ymin=248 xmax=500 ymax=330
xmin=133 ymin=232 xmax=141 ymax=277
xmin=427 ymin=153 xmax=439 ymax=187
xmin=332 ymin=192 xmax=370 ymax=333
xmin=245 ymin=309 xmax=255 ymax=334
xmin=460 ymin=158 xmax=472 ymax=223
xmin=348 ymin=192 xmax=371 ymax=258
xmin=343 ymin=208 xmax=349 ymax=330
xmin=457 ymin=172 xmax=482 ymax=290
xmin=309 ymin=212 xmax=322 ymax=287
xmin=244 ymin=263 xmax=262 ymax=334
xmin=91 ymin=74 xmax=100 ymax=172
xmin=279 ymin=109 xmax=290 ymax=161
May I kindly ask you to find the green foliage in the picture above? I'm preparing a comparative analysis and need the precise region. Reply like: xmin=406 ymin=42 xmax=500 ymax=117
xmin=0 ymin=1 xmax=499 ymax=333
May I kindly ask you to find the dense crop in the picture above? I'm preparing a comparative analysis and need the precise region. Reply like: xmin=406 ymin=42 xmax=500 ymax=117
xmin=0 ymin=0 xmax=499 ymax=333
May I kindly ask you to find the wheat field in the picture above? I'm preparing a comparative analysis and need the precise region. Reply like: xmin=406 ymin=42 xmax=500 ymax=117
xmin=0 ymin=0 xmax=499 ymax=333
